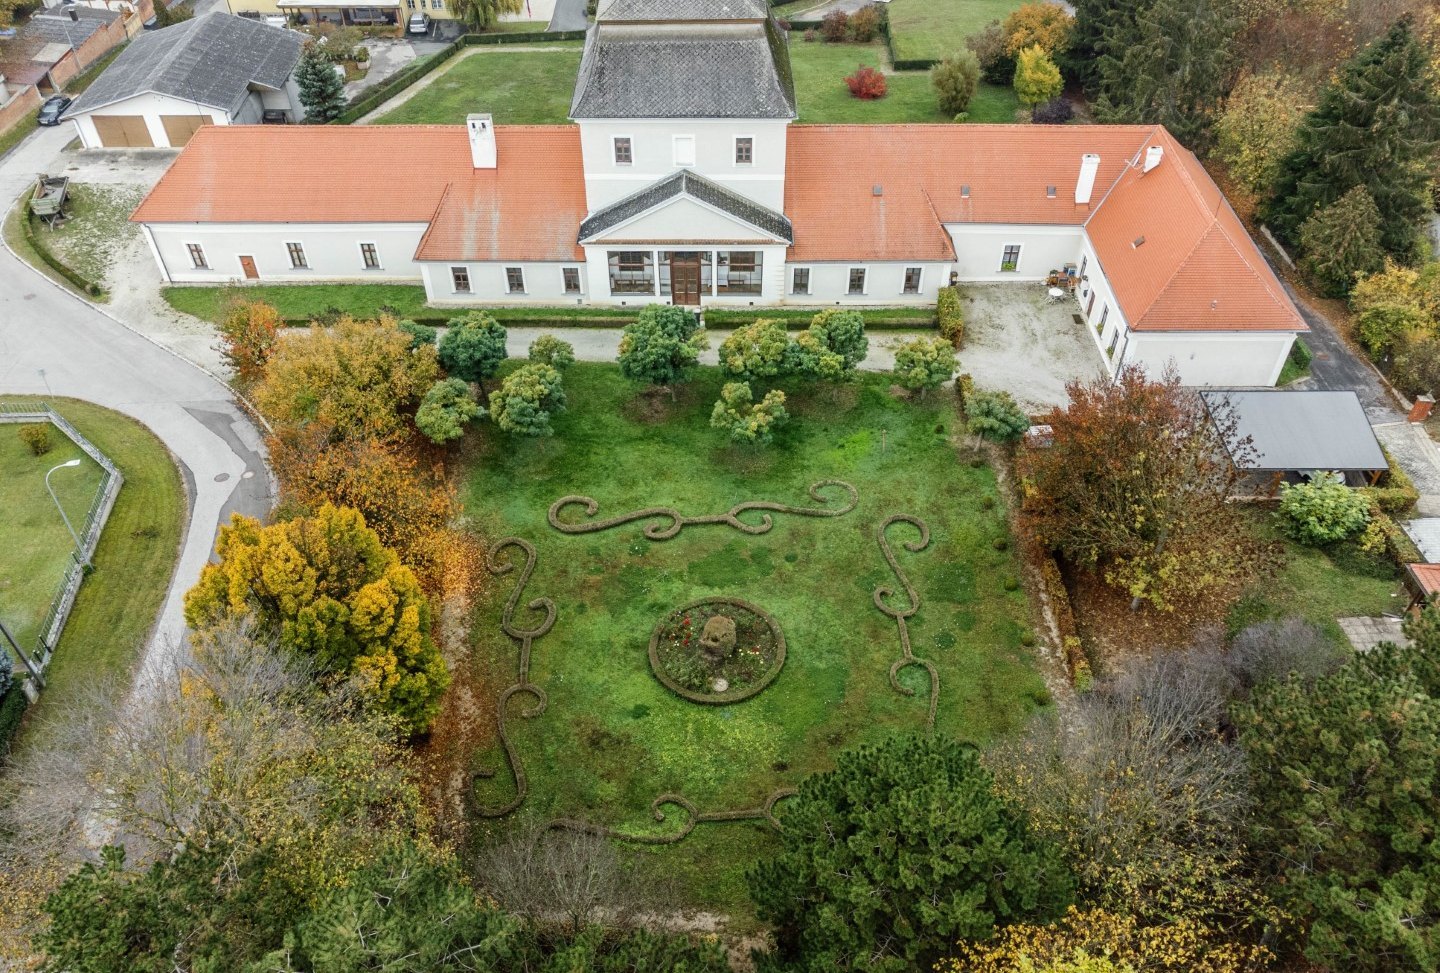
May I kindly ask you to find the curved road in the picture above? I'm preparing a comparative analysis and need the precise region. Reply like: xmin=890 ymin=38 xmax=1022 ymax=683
xmin=0 ymin=230 xmax=271 ymax=687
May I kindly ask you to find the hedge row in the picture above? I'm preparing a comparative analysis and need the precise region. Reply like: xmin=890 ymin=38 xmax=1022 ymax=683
xmin=22 ymin=212 xmax=104 ymax=298
xmin=1037 ymin=554 xmax=1090 ymax=690
xmin=0 ymin=683 xmax=29 ymax=763
xmin=937 ymin=287 xmax=963 ymax=347
xmin=1360 ymin=449 xmax=1421 ymax=516
xmin=881 ymin=20 xmax=938 ymax=72
xmin=289 ymin=313 xmax=640 ymax=329
xmin=703 ymin=307 xmax=936 ymax=330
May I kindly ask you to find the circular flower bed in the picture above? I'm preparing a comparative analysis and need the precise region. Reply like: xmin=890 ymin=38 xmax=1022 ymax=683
xmin=649 ymin=597 xmax=785 ymax=704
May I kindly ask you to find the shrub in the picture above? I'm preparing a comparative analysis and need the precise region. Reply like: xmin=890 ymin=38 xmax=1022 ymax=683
xmin=1013 ymin=44 xmax=1062 ymax=109
xmin=846 ymin=3 xmax=881 ymax=42
xmin=845 ymin=65 xmax=888 ymax=100
xmin=937 ymin=286 xmax=965 ymax=346
xmin=397 ymin=319 xmax=438 ymax=350
xmin=0 ymin=649 xmax=10 ymax=698
xmin=617 ymin=304 xmax=705 ymax=391
xmin=718 ymin=319 xmax=793 ymax=380
xmin=893 ymin=336 xmax=956 ymax=398
xmin=217 ymin=300 xmax=282 ymax=387
xmin=819 ymin=10 xmax=848 ymax=42
xmin=932 ymin=51 xmax=981 ymax=117
xmin=807 ymin=309 xmax=869 ymax=373
xmin=0 ymin=681 xmax=28 ymax=763
xmin=414 ymin=377 xmax=483 ymax=445
xmin=1002 ymin=1 xmax=1074 ymax=57
xmin=1389 ymin=330 xmax=1440 ymax=398
xmin=1359 ymin=450 xmax=1420 ymax=516
xmin=748 ymin=734 xmax=1073 ymax=973
xmin=1215 ymin=72 xmax=1310 ymax=197
xmin=488 ymin=362 xmax=565 ymax=437
xmin=1351 ymin=259 xmax=1440 ymax=326
xmin=527 ymin=334 xmax=576 ymax=370
xmin=968 ymin=21 xmax=1015 ymax=86
xmin=710 ymin=381 xmax=789 ymax=446
xmin=1356 ymin=301 xmax=1429 ymax=357
xmin=967 ymin=390 xmax=1030 ymax=443
xmin=438 ymin=312 xmax=508 ymax=383
xmin=18 ymin=424 xmax=51 ymax=456
xmin=1278 ymin=474 xmax=1372 ymax=546
xmin=1031 ymin=96 xmax=1074 ymax=124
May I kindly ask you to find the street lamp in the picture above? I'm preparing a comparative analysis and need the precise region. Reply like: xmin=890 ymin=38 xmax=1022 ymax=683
xmin=45 ymin=458 xmax=89 ymax=568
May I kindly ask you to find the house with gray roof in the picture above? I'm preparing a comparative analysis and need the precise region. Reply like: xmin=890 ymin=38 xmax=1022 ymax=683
xmin=64 ymin=12 xmax=303 ymax=148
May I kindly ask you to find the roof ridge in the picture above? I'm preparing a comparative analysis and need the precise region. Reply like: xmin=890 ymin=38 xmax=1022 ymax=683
xmin=412 ymin=181 xmax=458 ymax=262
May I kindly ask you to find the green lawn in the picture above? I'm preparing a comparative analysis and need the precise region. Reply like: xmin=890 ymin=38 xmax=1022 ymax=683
xmin=886 ymin=0 xmax=1027 ymax=65
xmin=0 ymin=399 xmax=184 ymax=747
xmin=790 ymin=40 xmax=1020 ymax=123
xmin=459 ymin=364 xmax=1049 ymax=918
xmin=374 ymin=44 xmax=583 ymax=125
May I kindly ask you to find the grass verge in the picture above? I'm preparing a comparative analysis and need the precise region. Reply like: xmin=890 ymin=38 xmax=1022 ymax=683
xmin=374 ymin=43 xmax=583 ymax=125
xmin=885 ymin=0 xmax=1027 ymax=65
xmin=2 ymin=196 xmax=87 ymax=298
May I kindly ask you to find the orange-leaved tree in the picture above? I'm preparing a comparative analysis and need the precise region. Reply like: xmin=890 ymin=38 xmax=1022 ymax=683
xmin=217 ymin=299 xmax=283 ymax=388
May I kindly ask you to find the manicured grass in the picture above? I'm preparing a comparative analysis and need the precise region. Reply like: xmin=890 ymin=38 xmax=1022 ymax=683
xmin=374 ymin=44 xmax=582 ymax=125
xmin=161 ymin=284 xmax=638 ymax=326
xmin=0 ymin=399 xmax=184 ymax=749
xmin=459 ymin=364 xmax=1048 ymax=918
xmin=886 ymin=0 xmax=1027 ymax=65
xmin=482 ymin=20 xmax=551 ymax=33
xmin=790 ymin=40 xmax=1020 ymax=123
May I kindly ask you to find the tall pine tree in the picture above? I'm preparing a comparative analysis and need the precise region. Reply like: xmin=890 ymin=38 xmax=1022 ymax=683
xmin=294 ymin=44 xmax=346 ymax=124
xmin=1263 ymin=18 xmax=1440 ymax=260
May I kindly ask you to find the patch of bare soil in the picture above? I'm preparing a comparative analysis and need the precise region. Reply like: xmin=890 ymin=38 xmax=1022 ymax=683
xmin=620 ymin=383 xmax=706 ymax=425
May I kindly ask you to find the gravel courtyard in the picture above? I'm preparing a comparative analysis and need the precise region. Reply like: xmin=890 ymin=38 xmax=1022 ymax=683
xmin=956 ymin=284 xmax=1105 ymax=412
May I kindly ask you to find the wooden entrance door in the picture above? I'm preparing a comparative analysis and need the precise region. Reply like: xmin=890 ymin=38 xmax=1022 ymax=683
xmin=239 ymin=255 xmax=259 ymax=280
xmin=670 ymin=254 xmax=702 ymax=306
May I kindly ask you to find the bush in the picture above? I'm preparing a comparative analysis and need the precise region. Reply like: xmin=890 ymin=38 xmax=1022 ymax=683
xmin=18 ymin=424 xmax=51 ymax=456
xmin=217 ymin=300 xmax=282 ymax=386
xmin=807 ymin=309 xmax=869 ymax=373
xmin=718 ymin=319 xmax=793 ymax=380
xmin=0 ymin=682 xmax=28 ymax=764
xmin=846 ymin=3 xmax=881 ymax=42
xmin=820 ymin=10 xmax=848 ymax=42
xmin=1001 ymin=1 xmax=1074 ymax=57
xmin=1278 ymin=474 xmax=1372 ymax=546
xmin=617 ymin=304 xmax=705 ymax=390
xmin=414 ymin=377 xmax=483 ymax=445
xmin=710 ymin=381 xmax=789 ymax=446
xmin=1356 ymin=301 xmax=1428 ymax=356
xmin=438 ymin=312 xmax=508 ymax=383
xmin=967 ymin=389 xmax=1030 ymax=443
xmin=845 ymin=65 xmax=888 ymax=100
xmin=488 ymin=362 xmax=566 ymax=437
xmin=1013 ymin=44 xmax=1062 ymax=108
xmin=1215 ymin=72 xmax=1311 ymax=197
xmin=937 ymin=286 xmax=965 ymax=346
xmin=968 ymin=21 xmax=1015 ymax=86
xmin=893 ymin=336 xmax=956 ymax=398
xmin=932 ymin=51 xmax=981 ymax=116
xmin=1031 ymin=96 xmax=1074 ymax=124
xmin=397 ymin=319 xmax=438 ymax=350
xmin=1389 ymin=330 xmax=1440 ymax=398
xmin=527 ymin=334 xmax=576 ymax=370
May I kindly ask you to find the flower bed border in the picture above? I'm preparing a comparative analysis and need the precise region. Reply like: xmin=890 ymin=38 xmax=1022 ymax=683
xmin=648 ymin=596 xmax=786 ymax=705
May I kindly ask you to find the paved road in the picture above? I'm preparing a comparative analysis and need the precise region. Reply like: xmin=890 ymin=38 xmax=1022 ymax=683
xmin=0 ymin=131 xmax=272 ymax=691
xmin=547 ymin=0 xmax=587 ymax=31
xmin=1280 ymin=279 xmax=1403 ymax=423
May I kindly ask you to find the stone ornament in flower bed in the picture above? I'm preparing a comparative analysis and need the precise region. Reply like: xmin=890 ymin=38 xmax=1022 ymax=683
xmin=649 ymin=597 xmax=785 ymax=704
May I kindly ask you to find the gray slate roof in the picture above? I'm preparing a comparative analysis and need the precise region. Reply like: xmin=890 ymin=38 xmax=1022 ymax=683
xmin=579 ymin=168 xmax=793 ymax=243
xmin=571 ymin=18 xmax=796 ymax=118
xmin=597 ymin=0 xmax=769 ymax=21
xmin=1202 ymin=390 xmax=1388 ymax=473
xmin=67 ymin=13 xmax=302 ymax=117
xmin=30 ymin=7 xmax=120 ymax=49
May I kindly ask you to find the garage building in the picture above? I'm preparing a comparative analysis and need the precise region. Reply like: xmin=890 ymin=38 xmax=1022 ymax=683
xmin=63 ymin=13 xmax=304 ymax=149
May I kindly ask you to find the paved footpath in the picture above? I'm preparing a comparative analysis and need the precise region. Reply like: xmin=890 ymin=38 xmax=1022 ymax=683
xmin=0 ymin=128 xmax=272 ymax=693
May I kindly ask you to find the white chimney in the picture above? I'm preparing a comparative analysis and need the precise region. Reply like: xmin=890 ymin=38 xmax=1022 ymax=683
xmin=467 ymin=113 xmax=496 ymax=170
xmin=1143 ymin=145 xmax=1164 ymax=174
xmin=1075 ymin=153 xmax=1100 ymax=205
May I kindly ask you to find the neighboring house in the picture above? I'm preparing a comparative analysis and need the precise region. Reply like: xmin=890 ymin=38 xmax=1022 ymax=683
xmin=64 ymin=12 xmax=303 ymax=148
xmin=227 ymin=0 xmax=554 ymax=28
xmin=133 ymin=0 xmax=1307 ymax=387
xmin=0 ymin=2 xmax=149 ymax=94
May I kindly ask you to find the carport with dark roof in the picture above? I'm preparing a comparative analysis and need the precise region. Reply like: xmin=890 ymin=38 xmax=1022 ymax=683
xmin=1202 ymin=389 xmax=1388 ymax=485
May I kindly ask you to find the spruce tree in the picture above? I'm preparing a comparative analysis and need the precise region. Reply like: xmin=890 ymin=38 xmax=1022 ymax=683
xmin=294 ymin=45 xmax=346 ymax=123
xmin=1298 ymin=186 xmax=1386 ymax=296
xmin=1263 ymin=18 xmax=1440 ymax=260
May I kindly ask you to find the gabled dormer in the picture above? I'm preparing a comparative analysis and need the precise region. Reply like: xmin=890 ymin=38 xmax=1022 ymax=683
xmin=571 ymin=0 xmax=796 ymax=212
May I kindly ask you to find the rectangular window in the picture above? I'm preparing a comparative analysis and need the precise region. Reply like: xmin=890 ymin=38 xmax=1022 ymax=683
xmin=717 ymin=250 xmax=762 ymax=295
xmin=286 ymin=242 xmax=307 ymax=269
xmin=451 ymin=266 xmax=471 ymax=293
xmin=791 ymin=267 xmax=810 ymax=295
xmin=613 ymin=137 xmax=632 ymax=165
xmin=563 ymin=267 xmax=581 ymax=294
xmin=673 ymin=135 xmax=696 ymax=168
xmin=186 ymin=243 xmax=207 ymax=269
xmin=1000 ymin=245 xmax=1021 ymax=272
xmin=847 ymin=267 xmax=867 ymax=295
xmin=608 ymin=250 xmax=654 ymax=294
xmin=1107 ymin=326 xmax=1122 ymax=358
xmin=506 ymin=267 xmax=525 ymax=294
xmin=735 ymin=136 xmax=753 ymax=165
xmin=903 ymin=267 xmax=923 ymax=294
xmin=1097 ymin=305 xmax=1109 ymax=335
xmin=1079 ymin=255 xmax=1088 ymax=279
xmin=360 ymin=243 xmax=379 ymax=269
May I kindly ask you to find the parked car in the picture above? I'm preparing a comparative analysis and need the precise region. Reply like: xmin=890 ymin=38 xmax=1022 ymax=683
xmin=262 ymin=14 xmax=287 ymax=27
xmin=407 ymin=12 xmax=430 ymax=34
xmin=36 ymin=95 xmax=72 ymax=126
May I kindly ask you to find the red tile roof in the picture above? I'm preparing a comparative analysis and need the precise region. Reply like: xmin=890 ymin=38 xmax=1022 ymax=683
xmin=1410 ymin=563 xmax=1440 ymax=597
xmin=131 ymin=124 xmax=587 ymax=261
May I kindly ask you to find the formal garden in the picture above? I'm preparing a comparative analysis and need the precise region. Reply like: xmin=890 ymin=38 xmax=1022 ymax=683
xmin=456 ymin=362 xmax=1048 ymax=915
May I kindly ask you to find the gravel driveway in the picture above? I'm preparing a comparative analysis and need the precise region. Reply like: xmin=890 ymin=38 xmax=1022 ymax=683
xmin=956 ymin=284 xmax=1103 ymax=412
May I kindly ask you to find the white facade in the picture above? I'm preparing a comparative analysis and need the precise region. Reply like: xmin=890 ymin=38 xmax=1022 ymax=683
xmin=947 ymin=224 xmax=1083 ymax=283
xmin=144 ymin=222 xmax=428 ymax=283
xmin=782 ymin=261 xmax=952 ymax=306
xmin=578 ymin=118 xmax=789 ymax=211
xmin=70 ymin=82 xmax=302 ymax=149
xmin=423 ymin=261 xmax=587 ymax=305
xmin=1121 ymin=331 xmax=1296 ymax=388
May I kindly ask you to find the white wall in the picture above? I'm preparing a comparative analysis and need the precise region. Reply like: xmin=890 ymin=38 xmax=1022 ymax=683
xmin=577 ymin=118 xmax=789 ymax=211
xmin=580 ymin=243 xmax=788 ymax=307
xmin=783 ymin=261 xmax=952 ymax=306
xmin=73 ymin=91 xmax=231 ymax=149
xmin=144 ymin=222 xmax=429 ymax=283
xmin=1121 ymin=331 xmax=1296 ymax=387
xmin=421 ymin=261 xmax=586 ymax=304
xmin=946 ymin=224 xmax=1083 ymax=283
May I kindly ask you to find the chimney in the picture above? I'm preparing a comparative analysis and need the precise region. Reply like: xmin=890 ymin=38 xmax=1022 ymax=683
xmin=1143 ymin=145 xmax=1164 ymax=173
xmin=1075 ymin=153 xmax=1100 ymax=205
xmin=467 ymin=113 xmax=496 ymax=169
